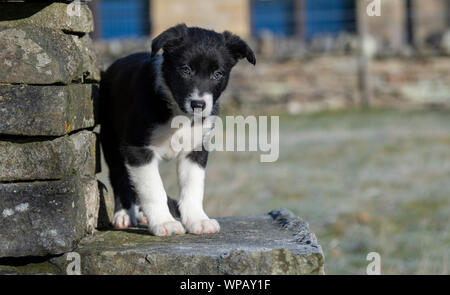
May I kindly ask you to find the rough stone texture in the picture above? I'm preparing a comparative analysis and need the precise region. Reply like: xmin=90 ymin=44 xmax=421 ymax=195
xmin=0 ymin=2 xmax=93 ymax=34
xmin=0 ymin=26 xmax=99 ymax=84
xmin=0 ymin=84 xmax=97 ymax=136
xmin=0 ymin=179 xmax=91 ymax=257
xmin=0 ymin=130 xmax=96 ymax=182
xmin=51 ymin=209 xmax=324 ymax=275
xmin=74 ymin=34 xmax=101 ymax=82
xmin=81 ymin=178 xmax=100 ymax=235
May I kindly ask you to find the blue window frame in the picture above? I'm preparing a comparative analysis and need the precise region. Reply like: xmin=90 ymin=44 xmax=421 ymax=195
xmin=305 ymin=0 xmax=356 ymax=40
xmin=251 ymin=0 xmax=295 ymax=37
xmin=251 ymin=0 xmax=356 ymax=39
xmin=100 ymin=0 xmax=150 ymax=39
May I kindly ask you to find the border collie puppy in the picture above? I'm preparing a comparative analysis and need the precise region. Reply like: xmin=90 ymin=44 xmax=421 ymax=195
xmin=100 ymin=24 xmax=255 ymax=236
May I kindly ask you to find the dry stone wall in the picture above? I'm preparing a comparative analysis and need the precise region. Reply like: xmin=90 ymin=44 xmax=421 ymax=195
xmin=224 ymin=56 xmax=450 ymax=113
xmin=0 ymin=1 xmax=101 ymax=258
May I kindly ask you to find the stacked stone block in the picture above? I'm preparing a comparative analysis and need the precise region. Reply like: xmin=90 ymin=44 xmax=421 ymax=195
xmin=0 ymin=1 xmax=100 ymax=258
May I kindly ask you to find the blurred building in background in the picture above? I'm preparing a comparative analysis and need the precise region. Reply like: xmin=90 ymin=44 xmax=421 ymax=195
xmin=90 ymin=0 xmax=450 ymax=112
xmin=90 ymin=0 xmax=450 ymax=49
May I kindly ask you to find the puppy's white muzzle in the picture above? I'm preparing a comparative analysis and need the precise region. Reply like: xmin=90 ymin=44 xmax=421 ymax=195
xmin=185 ymin=88 xmax=213 ymax=117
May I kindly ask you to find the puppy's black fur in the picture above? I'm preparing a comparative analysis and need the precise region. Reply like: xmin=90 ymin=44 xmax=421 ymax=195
xmin=99 ymin=24 xmax=255 ymax=227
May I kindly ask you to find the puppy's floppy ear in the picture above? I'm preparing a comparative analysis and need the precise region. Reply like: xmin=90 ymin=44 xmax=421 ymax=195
xmin=151 ymin=23 xmax=188 ymax=56
xmin=223 ymin=31 xmax=256 ymax=65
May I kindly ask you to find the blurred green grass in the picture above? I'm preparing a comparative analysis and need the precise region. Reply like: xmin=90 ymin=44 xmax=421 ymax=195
xmin=160 ymin=108 xmax=450 ymax=274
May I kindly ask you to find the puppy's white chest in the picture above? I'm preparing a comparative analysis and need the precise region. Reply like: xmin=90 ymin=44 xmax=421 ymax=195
xmin=149 ymin=119 xmax=211 ymax=160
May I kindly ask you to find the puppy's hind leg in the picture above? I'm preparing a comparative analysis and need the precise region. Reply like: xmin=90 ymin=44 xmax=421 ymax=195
xmin=100 ymin=130 xmax=137 ymax=228
xmin=109 ymin=165 xmax=140 ymax=228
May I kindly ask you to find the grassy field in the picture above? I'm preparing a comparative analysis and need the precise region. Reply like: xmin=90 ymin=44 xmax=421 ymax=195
xmin=158 ymin=108 xmax=450 ymax=274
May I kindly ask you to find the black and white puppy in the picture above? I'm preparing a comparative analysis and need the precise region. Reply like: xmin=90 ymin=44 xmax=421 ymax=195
xmin=99 ymin=24 xmax=255 ymax=236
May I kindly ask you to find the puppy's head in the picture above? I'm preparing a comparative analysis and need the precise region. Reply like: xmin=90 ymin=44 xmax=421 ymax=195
xmin=151 ymin=24 xmax=255 ymax=116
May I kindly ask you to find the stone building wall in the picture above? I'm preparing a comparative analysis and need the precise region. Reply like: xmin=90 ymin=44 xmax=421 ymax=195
xmin=0 ymin=1 xmax=103 ymax=258
xmin=150 ymin=0 xmax=250 ymax=38
xmin=149 ymin=0 xmax=450 ymax=52
xmin=412 ymin=0 xmax=450 ymax=48
xmin=358 ymin=0 xmax=450 ymax=52
xmin=365 ymin=0 xmax=407 ymax=50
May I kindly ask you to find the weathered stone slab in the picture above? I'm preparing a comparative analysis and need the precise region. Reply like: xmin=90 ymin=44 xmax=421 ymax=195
xmin=0 ymin=84 xmax=96 ymax=136
xmin=0 ymin=2 xmax=93 ymax=34
xmin=0 ymin=179 xmax=90 ymax=257
xmin=0 ymin=130 xmax=96 ymax=182
xmin=52 ymin=209 xmax=325 ymax=275
xmin=0 ymin=26 xmax=99 ymax=84
xmin=0 ymin=269 xmax=20 ymax=275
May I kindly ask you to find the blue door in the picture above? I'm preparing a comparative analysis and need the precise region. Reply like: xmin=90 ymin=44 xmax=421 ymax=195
xmin=100 ymin=0 xmax=150 ymax=39
xmin=305 ymin=0 xmax=356 ymax=40
xmin=251 ymin=0 xmax=295 ymax=37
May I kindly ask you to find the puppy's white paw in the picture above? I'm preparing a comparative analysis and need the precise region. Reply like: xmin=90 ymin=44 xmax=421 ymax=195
xmin=112 ymin=209 xmax=132 ymax=229
xmin=184 ymin=219 xmax=220 ymax=235
xmin=150 ymin=220 xmax=186 ymax=236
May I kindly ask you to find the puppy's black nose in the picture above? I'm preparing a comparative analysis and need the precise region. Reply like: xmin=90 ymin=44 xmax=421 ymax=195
xmin=191 ymin=100 xmax=206 ymax=110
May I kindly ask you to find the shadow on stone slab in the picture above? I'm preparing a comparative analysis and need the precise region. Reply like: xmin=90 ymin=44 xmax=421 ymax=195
xmin=0 ymin=3 xmax=52 ymax=21
xmin=51 ymin=209 xmax=325 ymax=275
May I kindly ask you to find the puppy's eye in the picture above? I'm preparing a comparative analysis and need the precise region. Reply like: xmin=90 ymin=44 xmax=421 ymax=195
xmin=212 ymin=70 xmax=223 ymax=80
xmin=180 ymin=65 xmax=192 ymax=75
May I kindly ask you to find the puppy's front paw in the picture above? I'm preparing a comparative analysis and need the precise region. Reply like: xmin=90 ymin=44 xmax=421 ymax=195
xmin=150 ymin=220 xmax=186 ymax=236
xmin=184 ymin=219 xmax=220 ymax=235
xmin=112 ymin=209 xmax=132 ymax=229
